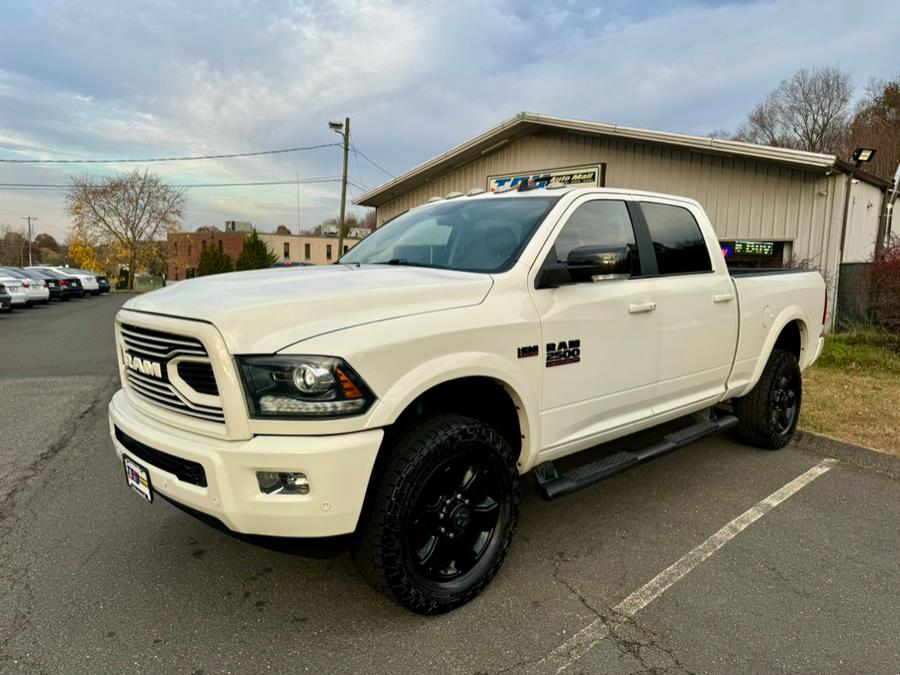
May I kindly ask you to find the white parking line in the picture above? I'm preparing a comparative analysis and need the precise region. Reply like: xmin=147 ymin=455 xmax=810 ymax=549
xmin=537 ymin=457 xmax=839 ymax=673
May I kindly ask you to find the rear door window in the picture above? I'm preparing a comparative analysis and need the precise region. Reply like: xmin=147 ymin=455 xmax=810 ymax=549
xmin=640 ymin=202 xmax=711 ymax=275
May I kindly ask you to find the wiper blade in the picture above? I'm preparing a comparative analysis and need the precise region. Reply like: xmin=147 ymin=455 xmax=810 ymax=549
xmin=385 ymin=258 xmax=408 ymax=265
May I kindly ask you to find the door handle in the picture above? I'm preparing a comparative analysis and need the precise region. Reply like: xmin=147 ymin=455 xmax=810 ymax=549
xmin=628 ymin=302 xmax=657 ymax=314
xmin=713 ymin=294 xmax=735 ymax=303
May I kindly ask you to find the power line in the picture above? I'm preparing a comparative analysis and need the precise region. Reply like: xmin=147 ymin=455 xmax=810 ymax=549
xmin=0 ymin=142 xmax=342 ymax=164
xmin=0 ymin=177 xmax=345 ymax=191
xmin=350 ymin=142 xmax=394 ymax=179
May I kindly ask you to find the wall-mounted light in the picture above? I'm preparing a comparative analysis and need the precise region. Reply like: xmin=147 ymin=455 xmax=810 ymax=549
xmin=852 ymin=147 xmax=877 ymax=167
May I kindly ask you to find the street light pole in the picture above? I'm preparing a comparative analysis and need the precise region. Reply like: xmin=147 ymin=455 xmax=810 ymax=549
xmin=337 ymin=117 xmax=350 ymax=259
xmin=329 ymin=117 xmax=351 ymax=259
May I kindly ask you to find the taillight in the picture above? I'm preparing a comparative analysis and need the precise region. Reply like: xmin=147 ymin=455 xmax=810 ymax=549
xmin=22 ymin=280 xmax=30 ymax=288
xmin=60 ymin=279 xmax=69 ymax=287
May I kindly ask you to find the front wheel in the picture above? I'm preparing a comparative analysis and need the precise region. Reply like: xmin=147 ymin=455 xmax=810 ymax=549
xmin=733 ymin=348 xmax=802 ymax=450
xmin=352 ymin=414 xmax=520 ymax=614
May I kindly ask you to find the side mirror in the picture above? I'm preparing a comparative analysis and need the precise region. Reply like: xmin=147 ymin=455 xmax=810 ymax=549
xmin=567 ymin=245 xmax=632 ymax=282
xmin=537 ymin=245 xmax=632 ymax=287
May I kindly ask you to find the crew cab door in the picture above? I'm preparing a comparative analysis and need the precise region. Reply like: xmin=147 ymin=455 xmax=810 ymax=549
xmin=530 ymin=196 xmax=660 ymax=455
xmin=636 ymin=199 xmax=738 ymax=414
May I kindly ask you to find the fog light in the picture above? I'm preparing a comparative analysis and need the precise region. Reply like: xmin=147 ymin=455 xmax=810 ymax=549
xmin=256 ymin=471 xmax=310 ymax=495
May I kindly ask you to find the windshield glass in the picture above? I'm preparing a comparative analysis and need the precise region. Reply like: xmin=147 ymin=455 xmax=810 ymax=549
xmin=341 ymin=196 xmax=560 ymax=273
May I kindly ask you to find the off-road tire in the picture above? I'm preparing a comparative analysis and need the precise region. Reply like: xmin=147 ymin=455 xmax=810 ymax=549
xmin=733 ymin=348 xmax=802 ymax=450
xmin=351 ymin=414 xmax=520 ymax=614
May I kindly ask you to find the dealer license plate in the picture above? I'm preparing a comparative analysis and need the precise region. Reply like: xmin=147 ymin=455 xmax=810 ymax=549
xmin=123 ymin=455 xmax=153 ymax=503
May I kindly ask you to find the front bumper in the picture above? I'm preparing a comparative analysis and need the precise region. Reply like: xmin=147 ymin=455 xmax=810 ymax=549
xmin=108 ymin=389 xmax=383 ymax=537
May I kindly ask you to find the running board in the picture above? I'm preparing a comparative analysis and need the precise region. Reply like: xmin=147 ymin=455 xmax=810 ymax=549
xmin=535 ymin=414 xmax=739 ymax=500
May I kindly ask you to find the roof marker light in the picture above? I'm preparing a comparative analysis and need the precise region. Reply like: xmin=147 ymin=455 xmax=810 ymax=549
xmin=445 ymin=191 xmax=464 ymax=199
xmin=467 ymin=187 xmax=486 ymax=196
xmin=426 ymin=196 xmax=443 ymax=203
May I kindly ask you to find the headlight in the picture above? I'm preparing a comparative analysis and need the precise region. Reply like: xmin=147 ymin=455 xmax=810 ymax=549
xmin=236 ymin=355 xmax=375 ymax=419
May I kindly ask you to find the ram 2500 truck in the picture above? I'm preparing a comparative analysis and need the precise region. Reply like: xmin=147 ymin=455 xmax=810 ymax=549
xmin=109 ymin=187 xmax=826 ymax=614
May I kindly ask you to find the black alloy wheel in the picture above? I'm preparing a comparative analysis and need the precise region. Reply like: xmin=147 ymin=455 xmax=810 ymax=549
xmin=409 ymin=454 xmax=503 ymax=582
xmin=352 ymin=414 xmax=520 ymax=614
xmin=734 ymin=348 xmax=802 ymax=450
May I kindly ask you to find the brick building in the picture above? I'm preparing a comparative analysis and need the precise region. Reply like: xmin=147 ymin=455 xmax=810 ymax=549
xmin=166 ymin=230 xmax=367 ymax=280
xmin=168 ymin=231 xmax=246 ymax=281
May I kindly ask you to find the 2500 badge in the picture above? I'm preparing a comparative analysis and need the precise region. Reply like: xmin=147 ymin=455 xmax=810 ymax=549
xmin=546 ymin=339 xmax=580 ymax=367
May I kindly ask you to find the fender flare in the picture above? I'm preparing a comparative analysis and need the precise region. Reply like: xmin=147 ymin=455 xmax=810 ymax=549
xmin=366 ymin=351 xmax=540 ymax=471
xmin=736 ymin=306 xmax=810 ymax=398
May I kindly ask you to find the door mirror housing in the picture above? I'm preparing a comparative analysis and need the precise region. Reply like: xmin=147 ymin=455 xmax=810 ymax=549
xmin=538 ymin=245 xmax=633 ymax=288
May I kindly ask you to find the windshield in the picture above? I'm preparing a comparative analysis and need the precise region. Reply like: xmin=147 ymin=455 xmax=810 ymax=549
xmin=341 ymin=196 xmax=560 ymax=273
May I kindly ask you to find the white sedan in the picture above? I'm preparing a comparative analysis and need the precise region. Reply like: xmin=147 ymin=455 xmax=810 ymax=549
xmin=0 ymin=267 xmax=50 ymax=305
xmin=0 ymin=272 xmax=28 ymax=307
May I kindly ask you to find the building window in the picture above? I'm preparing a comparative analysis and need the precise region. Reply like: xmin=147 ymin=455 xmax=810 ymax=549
xmin=187 ymin=268 xmax=196 ymax=279
xmin=326 ymin=244 xmax=333 ymax=260
xmin=304 ymin=243 xmax=311 ymax=260
xmin=175 ymin=269 xmax=179 ymax=280
xmin=218 ymin=240 xmax=223 ymax=252
xmin=343 ymin=244 xmax=349 ymax=254
xmin=174 ymin=241 xmax=178 ymax=255
xmin=188 ymin=242 xmax=192 ymax=256
xmin=283 ymin=242 xmax=290 ymax=259
xmin=201 ymin=239 xmax=207 ymax=251
xmin=720 ymin=240 xmax=788 ymax=268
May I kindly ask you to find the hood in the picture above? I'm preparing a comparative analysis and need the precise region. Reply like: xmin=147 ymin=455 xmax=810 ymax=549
xmin=123 ymin=265 xmax=493 ymax=353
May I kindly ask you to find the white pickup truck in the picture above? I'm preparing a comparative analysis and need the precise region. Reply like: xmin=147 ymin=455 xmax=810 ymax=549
xmin=109 ymin=187 xmax=826 ymax=614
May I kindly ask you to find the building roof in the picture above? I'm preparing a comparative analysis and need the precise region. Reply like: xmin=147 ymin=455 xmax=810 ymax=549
xmin=356 ymin=112 xmax=890 ymax=207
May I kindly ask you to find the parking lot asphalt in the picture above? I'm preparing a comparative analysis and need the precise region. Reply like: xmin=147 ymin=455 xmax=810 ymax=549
xmin=1 ymin=296 xmax=898 ymax=674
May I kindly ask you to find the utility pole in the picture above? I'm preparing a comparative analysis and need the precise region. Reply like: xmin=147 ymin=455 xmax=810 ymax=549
xmin=329 ymin=116 xmax=350 ymax=259
xmin=22 ymin=215 xmax=36 ymax=266
xmin=297 ymin=172 xmax=303 ymax=235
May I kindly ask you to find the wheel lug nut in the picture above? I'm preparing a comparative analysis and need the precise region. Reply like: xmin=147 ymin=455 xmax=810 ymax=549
xmin=448 ymin=533 xmax=454 ymax=539
xmin=439 ymin=513 xmax=444 ymax=519
xmin=456 ymin=493 xmax=462 ymax=500
xmin=464 ymin=499 xmax=470 ymax=505
xmin=439 ymin=526 xmax=445 ymax=533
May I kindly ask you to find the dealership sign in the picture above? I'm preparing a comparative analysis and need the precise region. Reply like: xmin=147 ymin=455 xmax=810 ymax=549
xmin=487 ymin=164 xmax=603 ymax=192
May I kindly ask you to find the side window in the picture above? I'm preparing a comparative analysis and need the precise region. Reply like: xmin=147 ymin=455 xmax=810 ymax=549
xmin=551 ymin=200 xmax=640 ymax=275
xmin=640 ymin=202 xmax=711 ymax=275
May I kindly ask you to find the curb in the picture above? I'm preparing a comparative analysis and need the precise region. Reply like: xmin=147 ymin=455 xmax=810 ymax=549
xmin=794 ymin=430 xmax=899 ymax=478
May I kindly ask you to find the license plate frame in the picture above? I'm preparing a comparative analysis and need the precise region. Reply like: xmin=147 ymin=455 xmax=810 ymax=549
xmin=123 ymin=454 xmax=153 ymax=503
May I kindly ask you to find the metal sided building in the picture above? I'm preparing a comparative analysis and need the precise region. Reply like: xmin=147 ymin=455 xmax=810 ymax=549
xmin=357 ymin=112 xmax=892 ymax=320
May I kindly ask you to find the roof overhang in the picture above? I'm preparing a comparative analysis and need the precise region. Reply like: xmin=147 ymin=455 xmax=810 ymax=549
xmin=357 ymin=112 xmax=888 ymax=208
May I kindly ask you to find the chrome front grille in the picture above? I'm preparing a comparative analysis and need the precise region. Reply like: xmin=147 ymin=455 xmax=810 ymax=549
xmin=120 ymin=323 xmax=225 ymax=424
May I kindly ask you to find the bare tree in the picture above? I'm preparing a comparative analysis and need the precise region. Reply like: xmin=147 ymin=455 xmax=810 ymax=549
xmin=735 ymin=66 xmax=853 ymax=153
xmin=66 ymin=170 xmax=185 ymax=289
xmin=844 ymin=75 xmax=900 ymax=179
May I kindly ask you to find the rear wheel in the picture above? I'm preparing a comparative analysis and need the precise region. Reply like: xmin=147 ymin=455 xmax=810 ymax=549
xmin=733 ymin=348 xmax=801 ymax=450
xmin=352 ymin=414 xmax=520 ymax=614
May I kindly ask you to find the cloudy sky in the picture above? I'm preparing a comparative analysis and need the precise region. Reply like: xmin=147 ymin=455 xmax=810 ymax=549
xmin=0 ymin=0 xmax=897 ymax=241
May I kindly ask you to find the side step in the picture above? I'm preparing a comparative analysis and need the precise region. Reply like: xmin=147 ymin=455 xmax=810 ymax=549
xmin=535 ymin=414 xmax=739 ymax=500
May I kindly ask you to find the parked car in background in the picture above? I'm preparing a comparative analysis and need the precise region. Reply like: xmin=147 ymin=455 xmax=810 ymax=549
xmin=28 ymin=266 xmax=90 ymax=298
xmin=0 ymin=271 xmax=27 ymax=308
xmin=44 ymin=269 xmax=85 ymax=299
xmin=17 ymin=267 xmax=63 ymax=301
xmin=97 ymin=275 xmax=111 ymax=294
xmin=0 ymin=282 xmax=11 ymax=312
xmin=30 ymin=266 xmax=100 ymax=296
xmin=0 ymin=267 xmax=49 ymax=305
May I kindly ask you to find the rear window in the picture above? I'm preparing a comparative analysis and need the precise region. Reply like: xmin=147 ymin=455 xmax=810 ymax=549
xmin=641 ymin=203 xmax=712 ymax=275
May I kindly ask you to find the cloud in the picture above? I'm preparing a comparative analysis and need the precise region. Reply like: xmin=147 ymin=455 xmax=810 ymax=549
xmin=0 ymin=0 xmax=898 ymax=240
